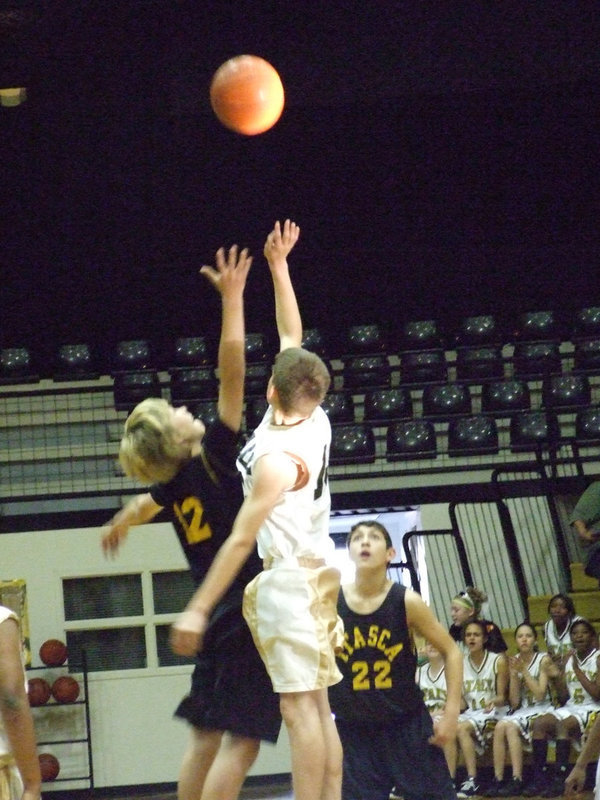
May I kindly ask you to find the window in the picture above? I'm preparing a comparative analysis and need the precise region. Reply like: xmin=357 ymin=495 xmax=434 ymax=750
xmin=66 ymin=627 xmax=146 ymax=671
xmin=62 ymin=570 xmax=194 ymax=672
xmin=64 ymin=574 xmax=142 ymax=620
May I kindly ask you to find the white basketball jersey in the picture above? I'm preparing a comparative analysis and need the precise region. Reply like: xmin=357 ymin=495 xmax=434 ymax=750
xmin=564 ymin=648 xmax=599 ymax=705
xmin=237 ymin=404 xmax=333 ymax=561
xmin=463 ymin=651 xmax=502 ymax=711
xmin=418 ymin=662 xmax=447 ymax=711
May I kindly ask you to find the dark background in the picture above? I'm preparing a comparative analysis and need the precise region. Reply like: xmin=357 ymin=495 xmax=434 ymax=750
xmin=2 ymin=1 xmax=600 ymax=371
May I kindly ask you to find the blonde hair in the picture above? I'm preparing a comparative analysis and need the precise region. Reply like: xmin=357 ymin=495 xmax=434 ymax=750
xmin=453 ymin=586 xmax=488 ymax=616
xmin=272 ymin=347 xmax=331 ymax=414
xmin=119 ymin=398 xmax=188 ymax=484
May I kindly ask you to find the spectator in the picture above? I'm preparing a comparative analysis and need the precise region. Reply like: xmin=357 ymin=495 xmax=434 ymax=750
xmin=569 ymin=481 xmax=600 ymax=582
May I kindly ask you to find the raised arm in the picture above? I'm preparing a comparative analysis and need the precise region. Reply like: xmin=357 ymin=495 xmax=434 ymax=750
xmin=406 ymin=589 xmax=462 ymax=747
xmin=263 ymin=219 xmax=302 ymax=350
xmin=0 ymin=617 xmax=41 ymax=800
xmin=169 ymin=451 xmax=297 ymax=656
xmin=201 ymin=245 xmax=252 ymax=432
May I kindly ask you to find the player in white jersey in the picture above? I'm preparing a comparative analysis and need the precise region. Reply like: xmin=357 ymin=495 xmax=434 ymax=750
xmin=170 ymin=219 xmax=343 ymax=800
xmin=0 ymin=605 xmax=41 ymax=800
xmin=418 ymin=641 xmax=455 ymax=776
xmin=485 ymin=622 xmax=554 ymax=797
xmin=238 ymin=399 xmax=340 ymax=693
xmin=450 ymin=621 xmax=508 ymax=798
xmin=526 ymin=619 xmax=600 ymax=797
xmin=543 ymin=593 xmax=583 ymax=668
xmin=418 ymin=642 xmax=449 ymax=717
xmin=237 ymin=401 xmax=332 ymax=566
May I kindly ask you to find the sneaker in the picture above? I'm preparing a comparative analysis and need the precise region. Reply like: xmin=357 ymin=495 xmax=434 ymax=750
xmin=457 ymin=777 xmax=480 ymax=798
xmin=389 ymin=788 xmax=403 ymax=800
xmin=523 ymin=771 xmax=550 ymax=797
xmin=540 ymin=774 xmax=567 ymax=797
xmin=497 ymin=777 xmax=523 ymax=797
xmin=484 ymin=778 xmax=505 ymax=797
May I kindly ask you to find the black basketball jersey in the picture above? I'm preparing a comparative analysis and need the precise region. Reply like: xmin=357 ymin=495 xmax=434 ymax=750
xmin=150 ymin=419 xmax=261 ymax=604
xmin=329 ymin=582 xmax=424 ymax=722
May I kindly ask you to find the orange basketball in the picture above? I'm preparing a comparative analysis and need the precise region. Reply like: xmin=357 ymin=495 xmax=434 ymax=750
xmin=51 ymin=675 xmax=80 ymax=703
xmin=39 ymin=639 xmax=67 ymax=667
xmin=27 ymin=677 xmax=52 ymax=706
xmin=210 ymin=55 xmax=284 ymax=135
xmin=39 ymin=753 xmax=60 ymax=781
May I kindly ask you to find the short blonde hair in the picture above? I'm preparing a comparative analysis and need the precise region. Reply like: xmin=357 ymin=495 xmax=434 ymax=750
xmin=119 ymin=398 xmax=187 ymax=484
xmin=272 ymin=347 xmax=331 ymax=415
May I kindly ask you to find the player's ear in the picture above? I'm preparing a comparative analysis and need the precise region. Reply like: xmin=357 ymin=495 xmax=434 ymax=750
xmin=386 ymin=547 xmax=396 ymax=563
xmin=266 ymin=378 xmax=277 ymax=404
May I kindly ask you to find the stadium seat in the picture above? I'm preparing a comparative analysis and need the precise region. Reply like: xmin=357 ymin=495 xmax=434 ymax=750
xmin=456 ymin=346 xmax=504 ymax=382
xmin=510 ymin=410 xmax=560 ymax=452
xmin=321 ymin=392 xmax=355 ymax=425
xmin=542 ymin=374 xmax=591 ymax=412
xmin=481 ymin=380 xmax=531 ymax=417
xmin=330 ymin=424 xmax=376 ymax=465
xmin=422 ymin=383 xmax=472 ymax=421
xmin=386 ymin=420 xmax=437 ymax=460
xmin=363 ymin=388 xmax=413 ymax=424
xmin=448 ymin=415 xmax=499 ymax=456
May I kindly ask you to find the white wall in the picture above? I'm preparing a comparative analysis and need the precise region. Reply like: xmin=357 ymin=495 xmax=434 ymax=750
xmin=0 ymin=500 xmax=477 ymax=788
xmin=0 ymin=524 xmax=290 ymax=789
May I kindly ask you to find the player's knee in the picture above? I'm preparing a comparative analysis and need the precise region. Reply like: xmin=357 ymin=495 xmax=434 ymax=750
xmin=228 ymin=736 xmax=260 ymax=769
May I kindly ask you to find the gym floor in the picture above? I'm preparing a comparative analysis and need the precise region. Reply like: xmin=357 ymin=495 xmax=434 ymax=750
xmin=104 ymin=786 xmax=595 ymax=800
xmin=93 ymin=775 xmax=293 ymax=800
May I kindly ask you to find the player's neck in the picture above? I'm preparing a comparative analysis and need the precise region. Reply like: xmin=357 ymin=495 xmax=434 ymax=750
xmin=189 ymin=440 xmax=203 ymax=456
xmin=469 ymin=649 xmax=486 ymax=666
xmin=354 ymin=568 xmax=390 ymax=598
xmin=272 ymin=407 xmax=308 ymax=426
xmin=518 ymin=649 xmax=534 ymax=666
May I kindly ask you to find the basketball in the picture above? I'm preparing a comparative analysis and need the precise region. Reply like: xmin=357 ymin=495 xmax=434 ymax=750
xmin=51 ymin=675 xmax=80 ymax=703
xmin=210 ymin=55 xmax=284 ymax=135
xmin=39 ymin=753 xmax=60 ymax=781
xmin=39 ymin=639 xmax=67 ymax=667
xmin=27 ymin=677 xmax=52 ymax=706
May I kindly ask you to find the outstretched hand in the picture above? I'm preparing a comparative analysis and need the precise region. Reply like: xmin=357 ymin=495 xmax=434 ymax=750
xmin=564 ymin=764 xmax=586 ymax=797
xmin=429 ymin=712 xmax=457 ymax=748
xmin=170 ymin=608 xmax=209 ymax=657
xmin=264 ymin=219 xmax=300 ymax=266
xmin=200 ymin=245 xmax=252 ymax=296
xmin=101 ymin=518 xmax=128 ymax=558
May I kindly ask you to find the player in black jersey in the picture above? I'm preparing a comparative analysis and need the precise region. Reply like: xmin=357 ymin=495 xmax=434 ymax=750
xmin=329 ymin=520 xmax=462 ymax=800
xmin=101 ymin=243 xmax=280 ymax=800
